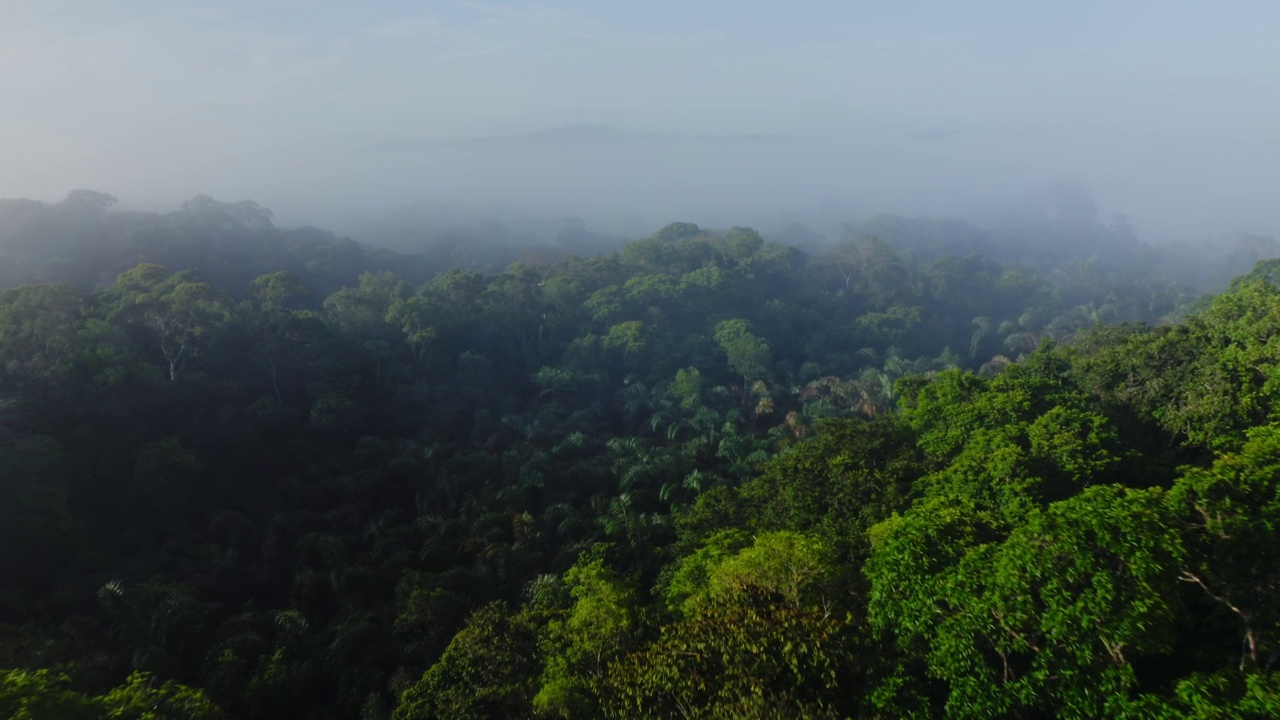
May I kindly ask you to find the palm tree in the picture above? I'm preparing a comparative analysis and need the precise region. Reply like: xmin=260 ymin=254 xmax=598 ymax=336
xmin=971 ymin=316 xmax=991 ymax=359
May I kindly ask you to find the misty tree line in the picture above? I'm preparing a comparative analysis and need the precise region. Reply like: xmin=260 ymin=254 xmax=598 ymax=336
xmin=1 ymin=192 xmax=1279 ymax=718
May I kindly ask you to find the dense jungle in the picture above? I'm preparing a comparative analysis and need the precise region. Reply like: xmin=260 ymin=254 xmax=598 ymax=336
xmin=2 ymin=190 xmax=1279 ymax=718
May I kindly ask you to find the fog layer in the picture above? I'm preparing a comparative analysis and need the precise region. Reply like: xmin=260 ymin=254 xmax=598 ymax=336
xmin=4 ymin=1 xmax=1279 ymax=242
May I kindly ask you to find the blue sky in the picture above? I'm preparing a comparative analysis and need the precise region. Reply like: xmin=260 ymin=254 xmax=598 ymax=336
xmin=3 ymin=1 xmax=1280 ymax=236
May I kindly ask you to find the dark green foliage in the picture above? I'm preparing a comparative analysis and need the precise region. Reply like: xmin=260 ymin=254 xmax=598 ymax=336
xmin=1167 ymin=425 xmax=1280 ymax=673
xmin=867 ymin=487 xmax=1187 ymax=718
xmin=604 ymin=587 xmax=858 ymax=720
xmin=0 ymin=668 xmax=226 ymax=720
xmin=0 ymin=669 xmax=100 ymax=720
xmin=394 ymin=603 xmax=543 ymax=720
xmin=2 ymin=195 xmax=1277 ymax=719
xmin=739 ymin=417 xmax=921 ymax=560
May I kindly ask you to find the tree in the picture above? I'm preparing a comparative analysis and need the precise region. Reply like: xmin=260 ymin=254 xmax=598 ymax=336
xmin=1168 ymin=424 xmax=1280 ymax=672
xmin=247 ymin=271 xmax=306 ymax=311
xmin=819 ymin=235 xmax=908 ymax=308
xmin=0 ymin=284 xmax=84 ymax=399
xmin=394 ymin=603 xmax=542 ymax=720
xmin=0 ymin=669 xmax=98 ymax=720
xmin=61 ymin=189 xmax=117 ymax=215
xmin=605 ymin=587 xmax=857 ymax=719
xmin=179 ymin=194 xmax=274 ymax=232
xmin=386 ymin=296 xmax=439 ymax=364
xmin=98 ymin=671 xmax=228 ymax=719
xmin=740 ymin=417 xmax=921 ymax=560
xmin=321 ymin=271 xmax=408 ymax=337
xmin=704 ymin=531 xmax=836 ymax=609
xmin=534 ymin=548 xmax=637 ymax=718
xmin=866 ymin=486 xmax=1186 ymax=719
xmin=0 ymin=668 xmax=227 ymax=720
xmin=721 ymin=226 xmax=764 ymax=261
xmin=105 ymin=264 xmax=228 ymax=382
xmin=244 ymin=272 xmax=318 ymax=405
xmin=655 ymin=222 xmax=702 ymax=243
xmin=714 ymin=319 xmax=772 ymax=392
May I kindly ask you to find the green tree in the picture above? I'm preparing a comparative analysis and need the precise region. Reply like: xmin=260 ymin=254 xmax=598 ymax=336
xmin=98 ymin=672 xmax=228 ymax=719
xmin=394 ymin=603 xmax=542 ymax=720
xmin=534 ymin=548 xmax=637 ymax=718
xmin=705 ymin=531 xmax=836 ymax=609
xmin=0 ymin=669 xmax=97 ymax=720
xmin=867 ymin=486 xmax=1186 ymax=719
xmin=740 ymin=417 xmax=921 ymax=560
xmin=321 ymin=271 xmax=408 ymax=336
xmin=246 ymin=271 xmax=306 ymax=311
xmin=0 ymin=284 xmax=84 ymax=398
xmin=105 ymin=264 xmax=228 ymax=382
xmin=604 ymin=586 xmax=857 ymax=720
xmin=386 ymin=296 xmax=439 ymax=363
xmin=0 ymin=669 xmax=226 ymax=720
xmin=1168 ymin=424 xmax=1280 ymax=672
xmin=714 ymin=318 xmax=772 ymax=391
xmin=721 ymin=226 xmax=764 ymax=261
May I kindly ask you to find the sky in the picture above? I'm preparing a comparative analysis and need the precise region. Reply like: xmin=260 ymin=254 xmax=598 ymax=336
xmin=3 ymin=1 xmax=1280 ymax=240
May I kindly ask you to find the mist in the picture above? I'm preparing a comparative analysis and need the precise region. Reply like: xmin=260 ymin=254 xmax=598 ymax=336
xmin=13 ymin=6 xmax=1280 ymax=715
xmin=4 ymin=1 xmax=1280 ymax=244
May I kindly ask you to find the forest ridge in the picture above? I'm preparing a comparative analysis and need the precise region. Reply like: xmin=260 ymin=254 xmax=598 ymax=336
xmin=1 ymin=191 xmax=1279 ymax=718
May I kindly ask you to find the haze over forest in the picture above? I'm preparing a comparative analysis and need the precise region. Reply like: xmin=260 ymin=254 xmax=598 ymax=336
xmin=13 ymin=3 xmax=1280 ymax=720
xmin=5 ymin=1 xmax=1280 ymax=243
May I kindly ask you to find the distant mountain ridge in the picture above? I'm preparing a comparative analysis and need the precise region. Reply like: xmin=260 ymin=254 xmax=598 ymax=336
xmin=459 ymin=124 xmax=799 ymax=147
xmin=363 ymin=124 xmax=804 ymax=153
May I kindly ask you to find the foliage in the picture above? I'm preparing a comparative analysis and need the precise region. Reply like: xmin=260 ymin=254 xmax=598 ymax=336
xmin=0 ymin=669 xmax=226 ymax=720
xmin=394 ymin=603 xmax=542 ymax=720
xmin=604 ymin=587 xmax=858 ymax=720
xmin=0 ymin=194 xmax=1274 ymax=719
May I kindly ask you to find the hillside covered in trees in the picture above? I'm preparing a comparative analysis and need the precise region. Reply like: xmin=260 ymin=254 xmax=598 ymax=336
xmin=2 ymin=192 xmax=1280 ymax=718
